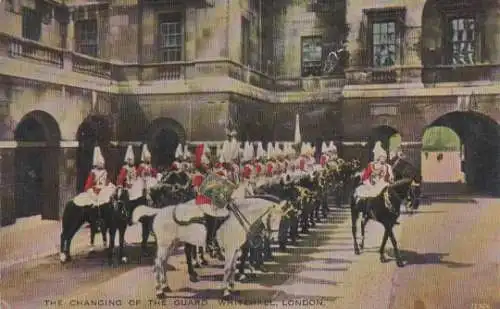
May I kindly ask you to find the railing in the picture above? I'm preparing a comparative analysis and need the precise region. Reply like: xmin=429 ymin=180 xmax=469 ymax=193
xmin=227 ymin=61 xmax=275 ymax=91
xmin=422 ymin=64 xmax=500 ymax=84
xmin=72 ymin=52 xmax=111 ymax=79
xmin=0 ymin=33 xmax=63 ymax=68
xmin=275 ymin=75 xmax=345 ymax=91
xmin=0 ymin=32 xmax=348 ymax=92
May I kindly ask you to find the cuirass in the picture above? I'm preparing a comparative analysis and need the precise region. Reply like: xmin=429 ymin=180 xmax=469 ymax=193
xmin=93 ymin=169 xmax=107 ymax=186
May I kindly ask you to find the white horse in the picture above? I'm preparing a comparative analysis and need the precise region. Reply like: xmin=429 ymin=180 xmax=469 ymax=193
xmin=133 ymin=197 xmax=285 ymax=299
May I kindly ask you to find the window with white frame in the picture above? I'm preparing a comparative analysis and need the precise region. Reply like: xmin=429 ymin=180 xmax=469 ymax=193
xmin=448 ymin=17 xmax=476 ymax=65
xmin=159 ymin=13 xmax=183 ymax=62
xmin=301 ymin=36 xmax=322 ymax=77
xmin=372 ymin=21 xmax=397 ymax=67
xmin=75 ymin=19 xmax=98 ymax=57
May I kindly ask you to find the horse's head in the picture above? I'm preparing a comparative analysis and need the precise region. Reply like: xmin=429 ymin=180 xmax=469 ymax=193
xmin=265 ymin=200 xmax=289 ymax=234
xmin=386 ymin=178 xmax=420 ymax=214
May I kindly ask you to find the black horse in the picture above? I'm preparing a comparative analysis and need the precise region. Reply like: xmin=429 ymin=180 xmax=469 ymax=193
xmin=59 ymin=199 xmax=111 ymax=263
xmin=391 ymin=157 xmax=422 ymax=213
xmin=350 ymin=177 xmax=419 ymax=267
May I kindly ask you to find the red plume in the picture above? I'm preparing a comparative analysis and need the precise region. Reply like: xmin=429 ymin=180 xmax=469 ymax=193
xmin=195 ymin=144 xmax=204 ymax=168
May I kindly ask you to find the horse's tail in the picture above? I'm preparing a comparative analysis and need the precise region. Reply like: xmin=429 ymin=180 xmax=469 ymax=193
xmin=132 ymin=205 xmax=161 ymax=224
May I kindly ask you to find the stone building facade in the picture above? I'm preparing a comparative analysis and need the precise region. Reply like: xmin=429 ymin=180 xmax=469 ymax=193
xmin=1 ymin=0 xmax=500 ymax=225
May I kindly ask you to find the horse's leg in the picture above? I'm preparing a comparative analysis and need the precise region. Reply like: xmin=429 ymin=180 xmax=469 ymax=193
xmin=199 ymin=246 xmax=208 ymax=266
xmin=222 ymin=248 xmax=240 ymax=298
xmin=140 ymin=219 xmax=150 ymax=257
xmin=184 ymin=244 xmax=199 ymax=282
xmin=60 ymin=219 xmax=83 ymax=263
xmin=155 ymin=245 xmax=172 ymax=298
xmin=118 ymin=225 xmax=128 ymax=263
xmin=379 ymin=228 xmax=390 ymax=263
xmin=309 ymin=205 xmax=316 ymax=227
xmin=237 ymin=245 xmax=250 ymax=281
xmin=388 ymin=228 xmax=404 ymax=267
xmin=108 ymin=226 xmax=116 ymax=266
xmin=192 ymin=245 xmax=201 ymax=268
xmin=314 ymin=200 xmax=321 ymax=222
xmin=360 ymin=217 xmax=369 ymax=250
xmin=101 ymin=225 xmax=108 ymax=248
xmin=322 ymin=192 xmax=329 ymax=218
xmin=289 ymin=214 xmax=298 ymax=244
xmin=351 ymin=200 xmax=360 ymax=255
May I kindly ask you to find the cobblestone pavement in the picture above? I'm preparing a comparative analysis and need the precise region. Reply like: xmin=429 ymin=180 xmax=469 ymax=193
xmin=1 ymin=196 xmax=499 ymax=309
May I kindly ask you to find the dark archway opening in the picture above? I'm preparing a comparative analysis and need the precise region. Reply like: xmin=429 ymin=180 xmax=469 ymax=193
xmin=424 ymin=111 xmax=500 ymax=195
xmin=76 ymin=116 xmax=111 ymax=192
xmin=366 ymin=125 xmax=401 ymax=161
xmin=14 ymin=110 xmax=61 ymax=220
xmin=147 ymin=118 xmax=186 ymax=171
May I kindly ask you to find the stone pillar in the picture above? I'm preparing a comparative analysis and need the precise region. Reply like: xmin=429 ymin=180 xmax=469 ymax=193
xmin=0 ymin=147 xmax=16 ymax=226
xmin=58 ymin=146 xmax=78 ymax=218
xmin=484 ymin=3 xmax=500 ymax=81
xmin=67 ymin=9 xmax=75 ymax=51
xmin=185 ymin=7 xmax=196 ymax=62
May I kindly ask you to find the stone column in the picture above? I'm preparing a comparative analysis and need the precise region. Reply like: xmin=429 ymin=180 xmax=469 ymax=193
xmin=67 ymin=9 xmax=75 ymax=51
xmin=0 ymin=147 xmax=16 ymax=226
xmin=185 ymin=7 xmax=196 ymax=62
xmin=58 ymin=145 xmax=78 ymax=218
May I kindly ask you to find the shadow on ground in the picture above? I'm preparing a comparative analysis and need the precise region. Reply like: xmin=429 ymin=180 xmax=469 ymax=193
xmin=388 ymin=250 xmax=474 ymax=268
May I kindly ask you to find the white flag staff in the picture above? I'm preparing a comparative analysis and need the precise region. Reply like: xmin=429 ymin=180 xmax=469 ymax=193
xmin=294 ymin=113 xmax=301 ymax=144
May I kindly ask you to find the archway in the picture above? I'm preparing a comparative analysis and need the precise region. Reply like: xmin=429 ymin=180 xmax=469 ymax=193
xmin=76 ymin=116 xmax=111 ymax=192
xmin=146 ymin=118 xmax=186 ymax=170
xmin=14 ymin=110 xmax=61 ymax=220
xmin=366 ymin=125 xmax=401 ymax=161
xmin=422 ymin=111 xmax=500 ymax=195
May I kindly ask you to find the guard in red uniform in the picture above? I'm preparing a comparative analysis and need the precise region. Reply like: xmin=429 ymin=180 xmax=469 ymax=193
xmin=83 ymin=146 xmax=113 ymax=205
xmin=137 ymin=144 xmax=158 ymax=179
xmin=117 ymin=145 xmax=138 ymax=189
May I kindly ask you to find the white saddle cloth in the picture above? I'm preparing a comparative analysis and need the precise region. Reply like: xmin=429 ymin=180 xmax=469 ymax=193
xmin=73 ymin=184 xmax=116 ymax=207
xmin=354 ymin=181 xmax=389 ymax=201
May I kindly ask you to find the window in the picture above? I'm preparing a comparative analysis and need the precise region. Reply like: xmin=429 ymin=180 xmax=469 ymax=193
xmin=75 ymin=20 xmax=98 ymax=57
xmin=36 ymin=0 xmax=52 ymax=25
xmin=301 ymin=36 xmax=322 ymax=77
xmin=372 ymin=21 xmax=397 ymax=67
xmin=448 ymin=17 xmax=476 ymax=65
xmin=241 ymin=16 xmax=250 ymax=66
xmin=364 ymin=8 xmax=405 ymax=68
xmin=159 ymin=13 xmax=183 ymax=62
xmin=22 ymin=7 xmax=41 ymax=41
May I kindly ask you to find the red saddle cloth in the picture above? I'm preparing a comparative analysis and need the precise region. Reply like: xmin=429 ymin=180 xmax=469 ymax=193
xmin=196 ymin=195 xmax=212 ymax=205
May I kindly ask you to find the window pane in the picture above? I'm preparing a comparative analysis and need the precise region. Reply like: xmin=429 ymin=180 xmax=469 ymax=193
xmin=448 ymin=17 xmax=476 ymax=64
xmin=159 ymin=18 xmax=183 ymax=61
xmin=372 ymin=22 xmax=397 ymax=67
xmin=75 ymin=20 xmax=98 ymax=56
xmin=301 ymin=37 xmax=322 ymax=76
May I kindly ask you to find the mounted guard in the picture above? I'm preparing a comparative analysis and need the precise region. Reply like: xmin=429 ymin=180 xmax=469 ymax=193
xmin=77 ymin=146 xmax=116 ymax=207
xmin=354 ymin=141 xmax=394 ymax=201
xmin=137 ymin=144 xmax=158 ymax=204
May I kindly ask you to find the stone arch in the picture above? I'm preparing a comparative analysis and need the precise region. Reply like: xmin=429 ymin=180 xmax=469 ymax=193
xmin=422 ymin=111 xmax=500 ymax=194
xmin=146 ymin=117 xmax=186 ymax=169
xmin=14 ymin=110 xmax=61 ymax=220
xmin=75 ymin=115 xmax=112 ymax=192
xmin=366 ymin=125 xmax=402 ymax=161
